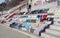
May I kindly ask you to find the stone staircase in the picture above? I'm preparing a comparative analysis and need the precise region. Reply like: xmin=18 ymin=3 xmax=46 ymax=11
xmin=1 ymin=17 xmax=60 ymax=38
xmin=40 ymin=22 xmax=60 ymax=38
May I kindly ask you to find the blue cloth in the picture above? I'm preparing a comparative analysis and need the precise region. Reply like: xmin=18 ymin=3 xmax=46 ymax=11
xmin=44 ymin=8 xmax=49 ymax=12
xmin=18 ymin=25 xmax=25 ymax=29
xmin=25 ymin=19 xmax=31 ymax=23
xmin=18 ymin=25 xmax=22 ymax=29
xmin=24 ymin=23 xmax=30 ymax=29
xmin=37 ymin=15 xmax=42 ymax=19
xmin=10 ymin=22 xmax=18 ymax=28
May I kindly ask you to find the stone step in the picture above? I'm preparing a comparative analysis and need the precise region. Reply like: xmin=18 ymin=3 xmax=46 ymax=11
xmin=46 ymin=29 xmax=60 ymax=37
xmin=54 ymin=23 xmax=60 ymax=26
xmin=41 ymin=32 xmax=59 ymax=38
xmin=50 ymin=25 xmax=60 ymax=31
xmin=54 ymin=24 xmax=60 ymax=26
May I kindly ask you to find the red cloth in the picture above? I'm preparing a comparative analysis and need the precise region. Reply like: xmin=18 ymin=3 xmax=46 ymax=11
xmin=8 ymin=13 xmax=16 ymax=18
xmin=43 ymin=14 xmax=48 ymax=19
xmin=40 ymin=14 xmax=48 ymax=22
xmin=1 ymin=20 xmax=6 ymax=24
xmin=40 ymin=19 xmax=44 ymax=22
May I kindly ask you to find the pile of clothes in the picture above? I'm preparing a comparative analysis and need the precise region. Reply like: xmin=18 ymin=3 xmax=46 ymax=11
xmin=30 ymin=8 xmax=49 ymax=14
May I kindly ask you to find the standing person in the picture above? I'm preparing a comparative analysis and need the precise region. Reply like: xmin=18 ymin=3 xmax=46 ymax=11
xmin=27 ymin=4 xmax=31 ymax=14
xmin=26 ymin=0 xmax=32 ymax=14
